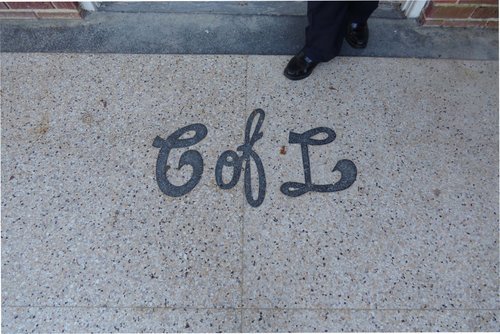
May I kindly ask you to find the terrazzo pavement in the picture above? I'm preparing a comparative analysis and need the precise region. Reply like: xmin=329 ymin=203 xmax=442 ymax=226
xmin=1 ymin=53 xmax=498 ymax=332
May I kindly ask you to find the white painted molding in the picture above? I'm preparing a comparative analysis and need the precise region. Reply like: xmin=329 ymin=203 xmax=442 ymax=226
xmin=79 ymin=2 xmax=101 ymax=12
xmin=401 ymin=0 xmax=428 ymax=18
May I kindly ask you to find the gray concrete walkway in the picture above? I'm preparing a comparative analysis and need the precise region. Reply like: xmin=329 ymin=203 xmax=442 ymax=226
xmin=1 ymin=53 xmax=498 ymax=332
xmin=1 ymin=9 xmax=498 ymax=60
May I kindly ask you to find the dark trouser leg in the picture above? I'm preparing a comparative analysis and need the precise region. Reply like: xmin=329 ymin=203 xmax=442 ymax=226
xmin=304 ymin=1 xmax=379 ymax=62
xmin=304 ymin=1 xmax=349 ymax=62
xmin=348 ymin=1 xmax=379 ymax=24
xmin=345 ymin=1 xmax=379 ymax=49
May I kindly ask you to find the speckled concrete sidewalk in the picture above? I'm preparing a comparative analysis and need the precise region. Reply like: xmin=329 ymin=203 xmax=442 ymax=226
xmin=1 ymin=53 xmax=498 ymax=332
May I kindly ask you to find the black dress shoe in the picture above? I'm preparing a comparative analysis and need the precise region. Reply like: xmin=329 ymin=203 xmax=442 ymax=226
xmin=345 ymin=22 xmax=369 ymax=49
xmin=283 ymin=51 xmax=319 ymax=81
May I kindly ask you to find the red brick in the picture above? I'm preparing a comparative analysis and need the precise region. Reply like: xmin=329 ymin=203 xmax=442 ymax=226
xmin=425 ymin=3 xmax=477 ymax=18
xmin=0 ymin=10 xmax=37 ymax=18
xmin=6 ymin=2 xmax=53 ymax=9
xmin=485 ymin=20 xmax=499 ymax=26
xmin=471 ymin=6 xmax=499 ymax=18
xmin=422 ymin=17 xmax=488 ymax=26
xmin=0 ymin=2 xmax=8 ymax=9
xmin=35 ymin=11 xmax=81 ymax=19
xmin=51 ymin=2 xmax=78 ymax=10
xmin=444 ymin=19 xmax=487 ymax=26
xmin=458 ymin=0 xmax=498 ymax=4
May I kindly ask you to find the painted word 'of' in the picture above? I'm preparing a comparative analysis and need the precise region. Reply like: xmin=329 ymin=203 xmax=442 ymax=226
xmin=153 ymin=109 xmax=357 ymax=207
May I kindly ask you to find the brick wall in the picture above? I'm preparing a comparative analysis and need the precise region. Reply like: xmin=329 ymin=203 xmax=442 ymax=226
xmin=420 ymin=0 xmax=499 ymax=28
xmin=0 ymin=2 xmax=82 ymax=19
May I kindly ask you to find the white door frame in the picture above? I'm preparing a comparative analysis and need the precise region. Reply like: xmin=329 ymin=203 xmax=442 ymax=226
xmin=401 ymin=0 xmax=429 ymax=18
xmin=79 ymin=1 xmax=100 ymax=12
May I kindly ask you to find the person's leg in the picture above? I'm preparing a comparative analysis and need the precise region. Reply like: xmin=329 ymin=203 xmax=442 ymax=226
xmin=304 ymin=1 xmax=350 ymax=62
xmin=284 ymin=1 xmax=349 ymax=80
xmin=348 ymin=1 xmax=379 ymax=24
xmin=345 ymin=1 xmax=379 ymax=49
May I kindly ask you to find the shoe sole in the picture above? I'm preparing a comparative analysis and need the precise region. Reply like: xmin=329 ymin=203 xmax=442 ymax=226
xmin=345 ymin=36 xmax=368 ymax=49
xmin=347 ymin=42 xmax=367 ymax=49
xmin=283 ymin=64 xmax=318 ymax=81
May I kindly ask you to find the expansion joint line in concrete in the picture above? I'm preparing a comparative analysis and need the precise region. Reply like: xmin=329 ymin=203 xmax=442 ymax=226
xmin=239 ymin=56 xmax=250 ymax=333
xmin=3 ymin=306 xmax=498 ymax=312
